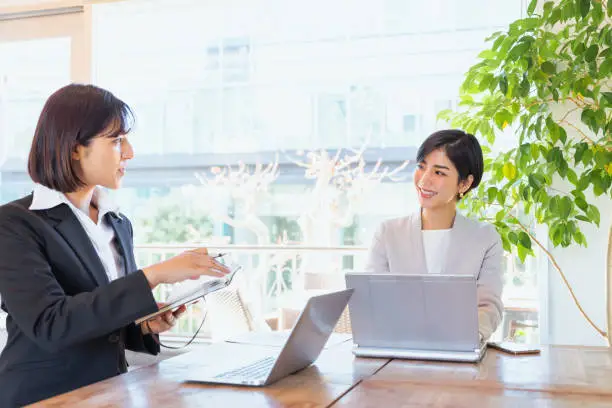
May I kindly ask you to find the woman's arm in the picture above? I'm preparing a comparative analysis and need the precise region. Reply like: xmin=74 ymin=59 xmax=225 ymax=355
xmin=365 ymin=222 xmax=390 ymax=273
xmin=476 ymin=227 xmax=505 ymax=340
xmin=121 ymin=216 xmax=160 ymax=355
xmin=0 ymin=213 xmax=159 ymax=353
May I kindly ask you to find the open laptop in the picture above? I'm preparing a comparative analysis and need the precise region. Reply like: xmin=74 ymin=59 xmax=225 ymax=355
xmin=345 ymin=273 xmax=485 ymax=363
xmin=185 ymin=288 xmax=354 ymax=386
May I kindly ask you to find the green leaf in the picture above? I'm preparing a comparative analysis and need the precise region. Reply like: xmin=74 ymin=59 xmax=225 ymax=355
xmin=501 ymin=234 xmax=511 ymax=252
xmin=574 ymin=231 xmax=586 ymax=246
xmin=494 ymin=109 xmax=513 ymax=130
xmin=517 ymin=244 xmax=529 ymax=263
xmin=508 ymin=40 xmax=532 ymax=61
xmin=575 ymin=196 xmax=588 ymax=211
xmin=602 ymin=92 xmax=612 ymax=108
xmin=492 ymin=35 xmax=507 ymax=51
xmin=581 ymin=109 xmax=599 ymax=133
xmin=576 ymin=214 xmax=590 ymax=223
xmin=527 ymin=0 xmax=538 ymax=15
xmin=508 ymin=231 xmax=519 ymax=245
xmin=576 ymin=174 xmax=591 ymax=191
xmin=499 ymin=73 xmax=509 ymax=95
xmin=541 ymin=61 xmax=556 ymax=74
xmin=572 ymin=40 xmax=586 ymax=56
xmin=578 ymin=0 xmax=590 ymax=18
xmin=518 ymin=75 xmax=531 ymax=97
xmin=487 ymin=187 xmax=499 ymax=203
xmin=543 ymin=1 xmax=554 ymax=18
xmin=593 ymin=1 xmax=604 ymax=24
xmin=496 ymin=210 xmax=506 ymax=223
xmin=582 ymin=148 xmax=594 ymax=166
xmin=528 ymin=173 xmax=545 ymax=189
xmin=549 ymin=196 xmax=559 ymax=213
xmin=558 ymin=126 xmax=567 ymax=144
xmin=497 ymin=190 xmax=507 ymax=206
xmin=485 ymin=31 xmax=503 ymax=42
xmin=595 ymin=150 xmax=609 ymax=168
xmin=585 ymin=44 xmax=599 ymax=62
xmin=600 ymin=54 xmax=612 ymax=76
xmin=478 ymin=49 xmax=498 ymax=60
xmin=518 ymin=231 xmax=532 ymax=250
xmin=608 ymin=0 xmax=612 ymax=17
xmin=559 ymin=196 xmax=572 ymax=219
xmin=530 ymin=143 xmax=540 ymax=159
xmin=586 ymin=205 xmax=601 ymax=226
xmin=567 ymin=168 xmax=578 ymax=185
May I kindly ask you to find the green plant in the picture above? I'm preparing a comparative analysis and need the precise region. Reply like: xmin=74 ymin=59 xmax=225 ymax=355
xmin=137 ymin=203 xmax=214 ymax=244
xmin=440 ymin=0 xmax=611 ymax=338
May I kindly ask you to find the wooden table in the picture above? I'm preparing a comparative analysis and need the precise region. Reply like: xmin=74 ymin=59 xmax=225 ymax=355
xmin=370 ymin=345 xmax=612 ymax=397
xmin=30 ymin=344 xmax=612 ymax=407
xmin=29 ymin=342 xmax=389 ymax=408
xmin=336 ymin=381 xmax=612 ymax=408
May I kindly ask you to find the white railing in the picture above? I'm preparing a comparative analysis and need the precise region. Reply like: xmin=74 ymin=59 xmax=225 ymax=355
xmin=133 ymin=244 xmax=539 ymax=341
xmin=134 ymin=244 xmax=369 ymax=339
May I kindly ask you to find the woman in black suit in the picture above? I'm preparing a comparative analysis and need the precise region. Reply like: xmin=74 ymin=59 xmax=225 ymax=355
xmin=0 ymin=84 xmax=230 ymax=406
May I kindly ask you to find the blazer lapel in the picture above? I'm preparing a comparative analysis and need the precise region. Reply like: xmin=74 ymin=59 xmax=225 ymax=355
xmin=42 ymin=204 xmax=109 ymax=286
xmin=411 ymin=210 xmax=427 ymax=274
xmin=443 ymin=212 xmax=465 ymax=275
xmin=105 ymin=213 xmax=132 ymax=277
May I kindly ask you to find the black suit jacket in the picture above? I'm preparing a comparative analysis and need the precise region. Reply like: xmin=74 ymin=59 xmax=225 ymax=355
xmin=0 ymin=194 xmax=160 ymax=407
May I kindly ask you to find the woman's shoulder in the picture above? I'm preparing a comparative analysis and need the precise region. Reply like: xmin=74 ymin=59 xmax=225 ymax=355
xmin=456 ymin=213 xmax=500 ymax=241
xmin=0 ymin=195 xmax=34 ymax=220
xmin=376 ymin=213 xmax=419 ymax=235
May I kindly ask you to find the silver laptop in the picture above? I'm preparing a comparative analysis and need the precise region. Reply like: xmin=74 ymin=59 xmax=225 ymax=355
xmin=185 ymin=288 xmax=354 ymax=386
xmin=345 ymin=273 xmax=485 ymax=363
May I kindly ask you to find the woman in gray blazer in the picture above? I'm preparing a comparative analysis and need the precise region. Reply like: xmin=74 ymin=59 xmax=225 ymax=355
xmin=366 ymin=129 xmax=504 ymax=340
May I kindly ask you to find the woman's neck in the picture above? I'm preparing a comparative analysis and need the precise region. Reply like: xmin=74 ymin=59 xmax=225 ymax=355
xmin=65 ymin=187 xmax=97 ymax=219
xmin=421 ymin=204 xmax=457 ymax=230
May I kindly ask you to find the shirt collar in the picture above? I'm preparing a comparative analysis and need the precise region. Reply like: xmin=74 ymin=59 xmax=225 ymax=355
xmin=29 ymin=183 xmax=120 ymax=217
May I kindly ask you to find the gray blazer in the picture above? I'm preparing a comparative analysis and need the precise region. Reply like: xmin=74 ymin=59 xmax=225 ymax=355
xmin=365 ymin=211 xmax=504 ymax=339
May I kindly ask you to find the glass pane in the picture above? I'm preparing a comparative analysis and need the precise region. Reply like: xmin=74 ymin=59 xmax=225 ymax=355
xmin=0 ymin=38 xmax=70 ymax=161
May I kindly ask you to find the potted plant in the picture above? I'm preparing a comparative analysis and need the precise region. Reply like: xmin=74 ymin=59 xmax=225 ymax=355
xmin=440 ymin=0 xmax=611 ymax=341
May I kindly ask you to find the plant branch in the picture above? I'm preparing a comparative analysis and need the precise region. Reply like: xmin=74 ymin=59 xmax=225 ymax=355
xmin=512 ymin=216 xmax=608 ymax=339
xmin=559 ymin=106 xmax=580 ymax=123
xmin=558 ymin=119 xmax=600 ymax=146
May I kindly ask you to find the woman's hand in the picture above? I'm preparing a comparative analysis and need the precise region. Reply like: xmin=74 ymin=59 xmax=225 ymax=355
xmin=141 ymin=304 xmax=187 ymax=335
xmin=142 ymin=248 xmax=231 ymax=288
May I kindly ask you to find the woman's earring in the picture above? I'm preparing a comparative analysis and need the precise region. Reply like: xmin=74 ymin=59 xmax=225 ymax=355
xmin=459 ymin=192 xmax=464 ymax=198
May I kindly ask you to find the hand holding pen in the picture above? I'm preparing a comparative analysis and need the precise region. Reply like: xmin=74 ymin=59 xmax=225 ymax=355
xmin=142 ymin=248 xmax=231 ymax=289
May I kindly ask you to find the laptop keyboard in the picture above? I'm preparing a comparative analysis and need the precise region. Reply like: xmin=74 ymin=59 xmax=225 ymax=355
xmin=214 ymin=356 xmax=276 ymax=380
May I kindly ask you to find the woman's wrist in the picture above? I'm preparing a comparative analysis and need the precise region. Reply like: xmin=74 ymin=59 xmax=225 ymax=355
xmin=142 ymin=265 xmax=162 ymax=288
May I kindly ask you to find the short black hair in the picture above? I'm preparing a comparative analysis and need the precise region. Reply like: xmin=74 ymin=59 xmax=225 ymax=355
xmin=28 ymin=84 xmax=134 ymax=193
xmin=416 ymin=129 xmax=483 ymax=198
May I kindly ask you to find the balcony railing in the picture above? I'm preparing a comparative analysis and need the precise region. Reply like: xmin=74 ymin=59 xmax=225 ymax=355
xmin=134 ymin=244 xmax=540 ymax=342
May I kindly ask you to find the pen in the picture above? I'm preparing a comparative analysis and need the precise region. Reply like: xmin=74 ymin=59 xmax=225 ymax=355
xmin=212 ymin=253 xmax=226 ymax=259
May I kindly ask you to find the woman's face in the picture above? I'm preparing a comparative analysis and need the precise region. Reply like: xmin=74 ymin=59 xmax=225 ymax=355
xmin=413 ymin=148 xmax=472 ymax=209
xmin=72 ymin=121 xmax=134 ymax=190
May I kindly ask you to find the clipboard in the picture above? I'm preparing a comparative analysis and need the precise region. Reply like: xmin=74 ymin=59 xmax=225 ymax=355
xmin=135 ymin=262 xmax=243 ymax=325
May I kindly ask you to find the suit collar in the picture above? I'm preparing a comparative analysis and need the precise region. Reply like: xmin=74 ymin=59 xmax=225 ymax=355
xmin=41 ymin=204 xmax=110 ymax=286
xmin=29 ymin=183 xmax=120 ymax=219
xmin=105 ymin=212 xmax=131 ymax=276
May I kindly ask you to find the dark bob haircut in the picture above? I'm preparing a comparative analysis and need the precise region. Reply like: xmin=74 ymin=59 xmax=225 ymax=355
xmin=28 ymin=84 xmax=134 ymax=193
xmin=416 ymin=129 xmax=484 ymax=199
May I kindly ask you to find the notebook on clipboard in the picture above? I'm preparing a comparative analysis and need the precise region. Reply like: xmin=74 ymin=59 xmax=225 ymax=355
xmin=135 ymin=261 xmax=243 ymax=325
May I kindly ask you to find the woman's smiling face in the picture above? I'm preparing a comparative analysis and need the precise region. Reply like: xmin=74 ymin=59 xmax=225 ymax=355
xmin=414 ymin=148 xmax=472 ymax=209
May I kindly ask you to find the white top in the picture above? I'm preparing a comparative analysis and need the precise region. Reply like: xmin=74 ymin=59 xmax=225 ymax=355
xmin=422 ymin=229 xmax=451 ymax=275
xmin=29 ymin=184 xmax=123 ymax=282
